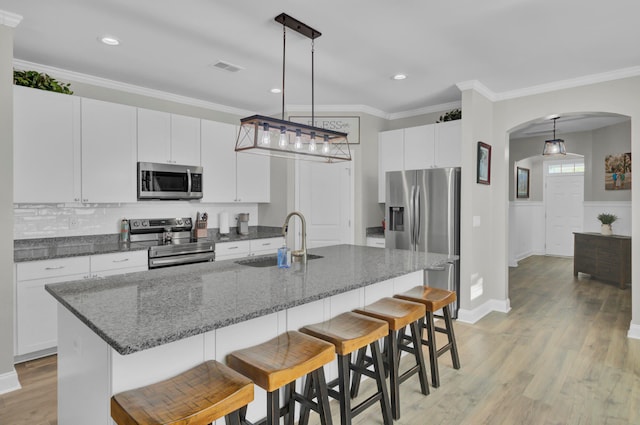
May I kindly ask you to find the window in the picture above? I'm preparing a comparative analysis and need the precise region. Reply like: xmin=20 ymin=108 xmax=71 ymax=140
xmin=546 ymin=159 xmax=584 ymax=175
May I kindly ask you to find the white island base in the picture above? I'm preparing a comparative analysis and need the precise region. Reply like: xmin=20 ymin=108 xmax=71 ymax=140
xmin=57 ymin=271 xmax=423 ymax=425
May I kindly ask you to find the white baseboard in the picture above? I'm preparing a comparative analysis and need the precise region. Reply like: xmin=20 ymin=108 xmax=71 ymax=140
xmin=457 ymin=298 xmax=511 ymax=324
xmin=628 ymin=323 xmax=640 ymax=340
xmin=0 ymin=368 xmax=21 ymax=395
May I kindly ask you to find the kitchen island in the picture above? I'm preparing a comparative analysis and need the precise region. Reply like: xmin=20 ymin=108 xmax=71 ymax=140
xmin=46 ymin=244 xmax=453 ymax=424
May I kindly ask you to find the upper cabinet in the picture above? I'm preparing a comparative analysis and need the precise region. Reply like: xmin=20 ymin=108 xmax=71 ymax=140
xmin=201 ymin=119 xmax=270 ymax=203
xmin=14 ymin=86 xmax=82 ymax=203
xmin=137 ymin=108 xmax=201 ymax=166
xmin=378 ymin=120 xmax=461 ymax=202
xmin=81 ymin=98 xmax=137 ymax=203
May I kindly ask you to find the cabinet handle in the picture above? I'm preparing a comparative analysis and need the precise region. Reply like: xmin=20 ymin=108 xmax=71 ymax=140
xmin=83 ymin=199 xmax=88 ymax=202
xmin=112 ymin=258 xmax=129 ymax=263
xmin=74 ymin=198 xmax=80 ymax=202
xmin=45 ymin=266 xmax=65 ymax=270
xmin=228 ymin=246 xmax=238 ymax=250
xmin=262 ymin=243 xmax=270 ymax=246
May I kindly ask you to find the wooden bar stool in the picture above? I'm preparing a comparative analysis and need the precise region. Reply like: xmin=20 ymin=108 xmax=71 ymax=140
xmin=351 ymin=297 xmax=429 ymax=420
xmin=111 ymin=360 xmax=254 ymax=425
xmin=395 ymin=286 xmax=461 ymax=388
xmin=300 ymin=312 xmax=393 ymax=425
xmin=226 ymin=330 xmax=335 ymax=425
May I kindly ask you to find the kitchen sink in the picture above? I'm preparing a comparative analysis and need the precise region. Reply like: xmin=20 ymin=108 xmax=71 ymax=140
xmin=235 ymin=253 xmax=323 ymax=268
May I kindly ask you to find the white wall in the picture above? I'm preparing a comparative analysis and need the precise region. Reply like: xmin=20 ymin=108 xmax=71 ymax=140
xmin=0 ymin=15 xmax=20 ymax=393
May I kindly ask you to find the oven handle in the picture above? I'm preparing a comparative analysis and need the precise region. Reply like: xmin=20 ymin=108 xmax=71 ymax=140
xmin=149 ymin=245 xmax=214 ymax=258
xmin=187 ymin=168 xmax=192 ymax=194
xmin=149 ymin=252 xmax=215 ymax=267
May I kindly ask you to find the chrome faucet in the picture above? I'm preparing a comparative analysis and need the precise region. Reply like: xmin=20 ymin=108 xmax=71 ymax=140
xmin=282 ymin=211 xmax=307 ymax=264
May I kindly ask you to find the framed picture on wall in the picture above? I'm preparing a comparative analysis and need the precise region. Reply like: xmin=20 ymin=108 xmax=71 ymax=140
xmin=477 ymin=142 xmax=491 ymax=185
xmin=516 ymin=167 xmax=530 ymax=198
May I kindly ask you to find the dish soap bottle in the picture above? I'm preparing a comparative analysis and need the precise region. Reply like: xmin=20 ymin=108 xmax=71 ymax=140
xmin=277 ymin=243 xmax=290 ymax=268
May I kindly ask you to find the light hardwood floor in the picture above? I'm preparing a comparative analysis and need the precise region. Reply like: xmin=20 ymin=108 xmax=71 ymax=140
xmin=2 ymin=255 xmax=639 ymax=425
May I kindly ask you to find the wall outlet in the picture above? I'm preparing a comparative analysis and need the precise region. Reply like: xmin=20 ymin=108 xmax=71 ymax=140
xmin=69 ymin=217 xmax=79 ymax=229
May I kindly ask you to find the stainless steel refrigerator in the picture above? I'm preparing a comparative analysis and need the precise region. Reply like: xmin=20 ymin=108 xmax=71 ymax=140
xmin=385 ymin=167 xmax=461 ymax=317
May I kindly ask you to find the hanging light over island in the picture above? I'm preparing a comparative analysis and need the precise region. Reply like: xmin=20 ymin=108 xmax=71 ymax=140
xmin=235 ymin=13 xmax=351 ymax=163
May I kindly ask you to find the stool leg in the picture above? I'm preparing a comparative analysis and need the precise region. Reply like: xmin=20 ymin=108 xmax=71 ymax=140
xmin=409 ymin=319 xmax=429 ymax=395
xmin=370 ymin=341 xmax=393 ymax=425
xmin=312 ymin=367 xmax=333 ymax=425
xmin=388 ymin=331 xmax=400 ymax=420
xmin=266 ymin=389 xmax=280 ymax=425
xmin=284 ymin=381 xmax=296 ymax=425
xmin=424 ymin=311 xmax=440 ymax=387
xmin=337 ymin=354 xmax=352 ymax=425
xmin=349 ymin=346 xmax=366 ymax=398
xmin=444 ymin=305 xmax=461 ymax=370
xmin=224 ymin=410 xmax=241 ymax=425
xmin=299 ymin=374 xmax=314 ymax=425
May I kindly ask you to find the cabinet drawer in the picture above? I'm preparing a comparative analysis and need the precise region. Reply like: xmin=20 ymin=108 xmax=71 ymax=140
xmin=250 ymin=237 xmax=284 ymax=254
xmin=216 ymin=241 xmax=250 ymax=257
xmin=366 ymin=237 xmax=386 ymax=248
xmin=91 ymin=251 xmax=148 ymax=274
xmin=17 ymin=256 xmax=90 ymax=281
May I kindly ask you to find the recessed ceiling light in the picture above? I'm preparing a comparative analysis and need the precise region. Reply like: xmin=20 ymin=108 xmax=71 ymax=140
xmin=270 ymin=88 xmax=282 ymax=94
xmin=99 ymin=36 xmax=120 ymax=46
xmin=393 ymin=74 xmax=407 ymax=80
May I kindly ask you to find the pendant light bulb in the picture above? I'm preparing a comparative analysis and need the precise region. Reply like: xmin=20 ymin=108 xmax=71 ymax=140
xmin=322 ymin=135 xmax=330 ymax=154
xmin=261 ymin=123 xmax=271 ymax=146
xmin=294 ymin=129 xmax=303 ymax=150
xmin=278 ymin=126 xmax=288 ymax=148
xmin=309 ymin=132 xmax=317 ymax=152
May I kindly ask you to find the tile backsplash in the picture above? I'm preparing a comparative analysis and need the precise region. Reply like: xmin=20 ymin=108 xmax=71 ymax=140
xmin=14 ymin=202 xmax=259 ymax=239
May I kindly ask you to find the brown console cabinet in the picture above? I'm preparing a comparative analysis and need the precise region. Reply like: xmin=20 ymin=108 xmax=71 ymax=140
xmin=573 ymin=232 xmax=631 ymax=289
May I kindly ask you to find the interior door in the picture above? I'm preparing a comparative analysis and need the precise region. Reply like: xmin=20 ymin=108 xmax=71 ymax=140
xmin=545 ymin=174 xmax=584 ymax=256
xmin=296 ymin=158 xmax=354 ymax=249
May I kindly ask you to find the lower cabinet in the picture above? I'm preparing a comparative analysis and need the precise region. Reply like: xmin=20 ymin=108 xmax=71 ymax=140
xmin=366 ymin=237 xmax=386 ymax=248
xmin=215 ymin=237 xmax=284 ymax=261
xmin=15 ymin=251 xmax=148 ymax=360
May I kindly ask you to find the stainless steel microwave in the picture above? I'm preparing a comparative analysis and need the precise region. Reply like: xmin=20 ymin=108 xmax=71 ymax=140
xmin=137 ymin=162 xmax=203 ymax=200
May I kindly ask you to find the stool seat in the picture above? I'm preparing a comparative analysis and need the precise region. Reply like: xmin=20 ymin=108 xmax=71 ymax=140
xmin=354 ymin=297 xmax=425 ymax=330
xmin=111 ymin=360 xmax=253 ymax=425
xmin=227 ymin=330 xmax=335 ymax=392
xmin=395 ymin=286 xmax=457 ymax=312
xmin=301 ymin=312 xmax=388 ymax=355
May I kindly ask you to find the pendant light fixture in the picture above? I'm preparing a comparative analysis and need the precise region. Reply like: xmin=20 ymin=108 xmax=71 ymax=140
xmin=542 ymin=117 xmax=567 ymax=156
xmin=235 ymin=13 xmax=351 ymax=162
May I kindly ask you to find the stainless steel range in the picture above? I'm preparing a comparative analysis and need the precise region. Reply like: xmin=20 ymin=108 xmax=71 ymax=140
xmin=129 ymin=217 xmax=215 ymax=268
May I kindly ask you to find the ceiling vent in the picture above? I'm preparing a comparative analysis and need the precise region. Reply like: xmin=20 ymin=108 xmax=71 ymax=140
xmin=210 ymin=61 xmax=244 ymax=73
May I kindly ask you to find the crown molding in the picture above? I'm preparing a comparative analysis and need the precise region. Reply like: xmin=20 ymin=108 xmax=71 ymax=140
xmin=456 ymin=80 xmax=497 ymax=101
xmin=13 ymin=59 xmax=255 ymax=117
xmin=287 ymin=104 xmax=389 ymax=119
xmin=495 ymin=66 xmax=640 ymax=101
xmin=387 ymin=100 xmax=462 ymax=120
xmin=0 ymin=10 xmax=23 ymax=27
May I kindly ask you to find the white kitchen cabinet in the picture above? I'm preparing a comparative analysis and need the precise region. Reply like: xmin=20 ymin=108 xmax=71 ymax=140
xmin=137 ymin=109 xmax=201 ymax=166
xmin=15 ymin=257 xmax=90 ymax=357
xmin=215 ymin=237 xmax=283 ymax=261
xmin=434 ymin=120 xmax=462 ymax=168
xmin=377 ymin=128 xmax=404 ymax=202
xmin=201 ymin=119 xmax=270 ymax=203
xmin=249 ymin=237 xmax=284 ymax=256
xmin=81 ymin=98 xmax=137 ymax=203
xmin=13 ymin=86 xmax=81 ymax=203
xmin=404 ymin=125 xmax=435 ymax=170
xmin=90 ymin=251 xmax=148 ymax=277
xmin=378 ymin=121 xmax=461 ymax=202
xmin=366 ymin=237 xmax=386 ymax=248
xmin=215 ymin=240 xmax=251 ymax=260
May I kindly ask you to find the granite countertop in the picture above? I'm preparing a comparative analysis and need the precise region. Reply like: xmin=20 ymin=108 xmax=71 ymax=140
xmin=14 ymin=226 xmax=283 ymax=262
xmin=366 ymin=226 xmax=385 ymax=239
xmin=45 ymin=244 xmax=453 ymax=355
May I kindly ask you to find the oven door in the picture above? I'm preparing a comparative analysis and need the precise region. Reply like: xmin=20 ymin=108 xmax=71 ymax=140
xmin=138 ymin=162 xmax=203 ymax=200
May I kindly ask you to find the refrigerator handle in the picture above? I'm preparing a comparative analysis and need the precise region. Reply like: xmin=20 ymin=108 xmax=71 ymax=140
xmin=415 ymin=187 xmax=421 ymax=245
xmin=409 ymin=185 xmax=415 ymax=248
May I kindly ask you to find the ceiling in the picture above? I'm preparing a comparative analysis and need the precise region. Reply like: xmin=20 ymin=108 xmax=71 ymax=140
xmin=3 ymin=0 xmax=640 ymax=118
